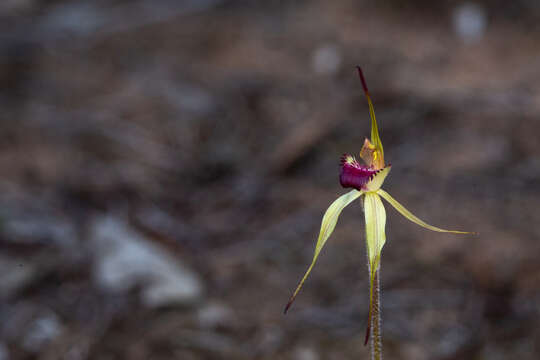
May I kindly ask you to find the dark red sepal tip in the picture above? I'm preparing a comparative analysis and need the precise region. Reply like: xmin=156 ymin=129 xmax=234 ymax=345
xmin=364 ymin=325 xmax=371 ymax=346
xmin=356 ymin=66 xmax=370 ymax=95
xmin=283 ymin=300 xmax=293 ymax=314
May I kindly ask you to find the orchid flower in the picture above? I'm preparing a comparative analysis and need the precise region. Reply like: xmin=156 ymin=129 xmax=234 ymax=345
xmin=284 ymin=66 xmax=473 ymax=354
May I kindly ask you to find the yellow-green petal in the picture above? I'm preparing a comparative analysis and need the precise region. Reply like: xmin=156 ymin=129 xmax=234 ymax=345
xmin=284 ymin=189 xmax=363 ymax=313
xmin=377 ymin=189 xmax=472 ymax=234
xmin=363 ymin=192 xmax=387 ymax=344
xmin=364 ymin=192 xmax=387 ymax=272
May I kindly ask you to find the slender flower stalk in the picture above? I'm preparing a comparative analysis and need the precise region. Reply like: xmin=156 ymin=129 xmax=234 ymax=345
xmin=370 ymin=269 xmax=381 ymax=360
xmin=284 ymin=66 xmax=474 ymax=359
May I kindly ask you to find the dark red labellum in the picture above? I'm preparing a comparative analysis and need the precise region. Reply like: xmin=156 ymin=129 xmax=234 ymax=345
xmin=339 ymin=154 xmax=378 ymax=191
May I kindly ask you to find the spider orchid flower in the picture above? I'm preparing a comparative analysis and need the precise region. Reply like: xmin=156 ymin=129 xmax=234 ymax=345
xmin=284 ymin=67 xmax=473 ymax=346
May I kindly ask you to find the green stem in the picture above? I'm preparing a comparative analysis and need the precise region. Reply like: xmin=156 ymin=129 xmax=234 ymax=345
xmin=370 ymin=268 xmax=382 ymax=360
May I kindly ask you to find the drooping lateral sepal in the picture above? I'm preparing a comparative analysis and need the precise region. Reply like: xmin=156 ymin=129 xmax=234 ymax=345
xmin=284 ymin=189 xmax=363 ymax=313
xmin=377 ymin=189 xmax=473 ymax=234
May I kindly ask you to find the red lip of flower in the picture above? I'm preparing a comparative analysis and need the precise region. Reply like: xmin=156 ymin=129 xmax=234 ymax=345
xmin=339 ymin=154 xmax=390 ymax=192
xmin=284 ymin=66 xmax=474 ymax=348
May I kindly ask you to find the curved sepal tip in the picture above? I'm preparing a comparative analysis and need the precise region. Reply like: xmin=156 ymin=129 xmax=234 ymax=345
xmin=284 ymin=189 xmax=363 ymax=313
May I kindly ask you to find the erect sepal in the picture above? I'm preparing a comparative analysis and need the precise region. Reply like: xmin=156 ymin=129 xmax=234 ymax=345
xmin=356 ymin=66 xmax=384 ymax=169
xmin=284 ymin=189 xmax=363 ymax=314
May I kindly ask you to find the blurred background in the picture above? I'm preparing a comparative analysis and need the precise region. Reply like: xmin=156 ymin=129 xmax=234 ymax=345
xmin=1 ymin=0 xmax=540 ymax=359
